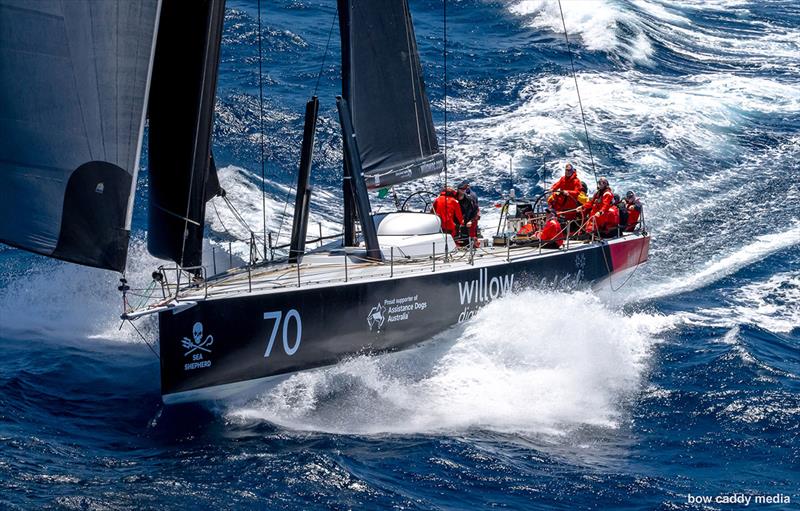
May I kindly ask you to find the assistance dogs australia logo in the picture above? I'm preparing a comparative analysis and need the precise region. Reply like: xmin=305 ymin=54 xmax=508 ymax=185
xmin=367 ymin=303 xmax=386 ymax=332
xmin=182 ymin=322 xmax=214 ymax=371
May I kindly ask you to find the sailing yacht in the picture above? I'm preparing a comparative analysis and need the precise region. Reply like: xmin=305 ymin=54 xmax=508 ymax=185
xmin=0 ymin=0 xmax=649 ymax=404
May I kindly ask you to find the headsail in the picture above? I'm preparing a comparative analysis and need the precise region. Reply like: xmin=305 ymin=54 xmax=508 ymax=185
xmin=0 ymin=0 xmax=161 ymax=271
xmin=338 ymin=0 xmax=444 ymax=190
xmin=146 ymin=0 xmax=224 ymax=269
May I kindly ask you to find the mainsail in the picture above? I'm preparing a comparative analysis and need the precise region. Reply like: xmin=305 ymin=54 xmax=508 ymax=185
xmin=338 ymin=0 xmax=444 ymax=190
xmin=146 ymin=0 xmax=224 ymax=269
xmin=0 ymin=0 xmax=160 ymax=271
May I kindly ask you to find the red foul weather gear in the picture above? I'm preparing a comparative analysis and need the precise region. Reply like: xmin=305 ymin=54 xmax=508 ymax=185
xmin=517 ymin=223 xmax=534 ymax=236
xmin=585 ymin=188 xmax=614 ymax=234
xmin=432 ymin=192 xmax=464 ymax=238
xmin=536 ymin=218 xmax=563 ymax=247
xmin=625 ymin=201 xmax=642 ymax=231
xmin=548 ymin=173 xmax=583 ymax=220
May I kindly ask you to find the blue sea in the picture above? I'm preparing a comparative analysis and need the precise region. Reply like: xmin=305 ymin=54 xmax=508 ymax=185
xmin=1 ymin=0 xmax=799 ymax=509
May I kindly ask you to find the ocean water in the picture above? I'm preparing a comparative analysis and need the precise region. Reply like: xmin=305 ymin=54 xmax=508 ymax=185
xmin=1 ymin=0 xmax=799 ymax=509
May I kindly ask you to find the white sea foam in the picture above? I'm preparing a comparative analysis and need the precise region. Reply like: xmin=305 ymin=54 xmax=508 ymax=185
xmin=228 ymin=290 xmax=669 ymax=436
xmin=445 ymin=72 xmax=800 ymax=196
xmin=0 ymin=239 xmax=161 ymax=343
xmin=207 ymin=165 xmax=341 ymax=260
xmin=673 ymin=271 xmax=800 ymax=334
xmin=638 ymin=224 xmax=800 ymax=301
xmin=505 ymin=0 xmax=654 ymax=63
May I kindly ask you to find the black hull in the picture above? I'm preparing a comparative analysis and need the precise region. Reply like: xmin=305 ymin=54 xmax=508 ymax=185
xmin=159 ymin=235 xmax=649 ymax=403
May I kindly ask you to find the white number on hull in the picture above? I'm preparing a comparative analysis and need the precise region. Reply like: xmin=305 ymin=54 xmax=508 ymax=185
xmin=263 ymin=309 xmax=302 ymax=357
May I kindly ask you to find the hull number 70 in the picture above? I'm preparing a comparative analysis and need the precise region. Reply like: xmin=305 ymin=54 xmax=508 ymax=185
xmin=263 ymin=309 xmax=302 ymax=357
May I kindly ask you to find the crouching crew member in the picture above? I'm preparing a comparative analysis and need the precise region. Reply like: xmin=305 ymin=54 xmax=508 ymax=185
xmin=624 ymin=191 xmax=642 ymax=231
xmin=432 ymin=187 xmax=463 ymax=239
xmin=614 ymin=193 xmax=628 ymax=229
xmin=584 ymin=177 xmax=616 ymax=236
xmin=537 ymin=209 xmax=564 ymax=248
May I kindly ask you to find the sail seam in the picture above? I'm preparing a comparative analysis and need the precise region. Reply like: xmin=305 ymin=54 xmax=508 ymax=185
xmin=61 ymin=0 xmax=93 ymax=161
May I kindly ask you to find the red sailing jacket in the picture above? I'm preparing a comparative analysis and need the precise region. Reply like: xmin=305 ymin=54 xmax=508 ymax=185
xmin=432 ymin=193 xmax=464 ymax=236
xmin=626 ymin=201 xmax=641 ymax=231
xmin=587 ymin=188 xmax=614 ymax=218
xmin=536 ymin=218 xmax=563 ymax=246
xmin=550 ymin=173 xmax=582 ymax=198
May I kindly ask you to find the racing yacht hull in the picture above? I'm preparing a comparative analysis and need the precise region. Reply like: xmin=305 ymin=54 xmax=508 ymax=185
xmin=159 ymin=234 xmax=649 ymax=404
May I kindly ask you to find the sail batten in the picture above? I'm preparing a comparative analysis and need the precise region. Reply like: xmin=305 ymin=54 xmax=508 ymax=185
xmin=338 ymin=0 xmax=443 ymax=190
xmin=0 ymin=0 xmax=161 ymax=271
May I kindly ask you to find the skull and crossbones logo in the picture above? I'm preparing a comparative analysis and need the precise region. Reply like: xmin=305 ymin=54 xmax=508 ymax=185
xmin=182 ymin=322 xmax=214 ymax=356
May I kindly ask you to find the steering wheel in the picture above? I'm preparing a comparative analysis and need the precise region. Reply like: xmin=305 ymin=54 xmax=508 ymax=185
xmin=401 ymin=190 xmax=437 ymax=212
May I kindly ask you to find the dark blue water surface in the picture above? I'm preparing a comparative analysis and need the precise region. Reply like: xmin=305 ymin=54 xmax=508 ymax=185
xmin=1 ymin=0 xmax=799 ymax=509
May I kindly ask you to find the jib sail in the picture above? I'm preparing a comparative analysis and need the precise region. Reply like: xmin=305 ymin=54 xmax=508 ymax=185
xmin=338 ymin=0 xmax=444 ymax=190
xmin=146 ymin=0 xmax=224 ymax=269
xmin=0 ymin=0 xmax=160 ymax=272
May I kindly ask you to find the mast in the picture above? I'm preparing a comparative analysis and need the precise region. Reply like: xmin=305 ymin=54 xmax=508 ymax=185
xmin=337 ymin=98 xmax=382 ymax=261
xmin=289 ymin=97 xmax=320 ymax=264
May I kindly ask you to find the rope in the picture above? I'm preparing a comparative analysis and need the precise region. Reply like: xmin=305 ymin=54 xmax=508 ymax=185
xmin=599 ymin=235 xmax=648 ymax=292
xmin=557 ymin=0 xmax=598 ymax=185
xmin=257 ymin=0 xmax=268 ymax=258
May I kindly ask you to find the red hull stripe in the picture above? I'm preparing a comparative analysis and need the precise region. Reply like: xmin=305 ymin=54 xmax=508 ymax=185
xmin=609 ymin=236 xmax=650 ymax=271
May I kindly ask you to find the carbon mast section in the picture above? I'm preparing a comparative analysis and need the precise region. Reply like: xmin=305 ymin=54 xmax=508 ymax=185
xmin=0 ymin=0 xmax=160 ymax=271
xmin=147 ymin=0 xmax=224 ymax=269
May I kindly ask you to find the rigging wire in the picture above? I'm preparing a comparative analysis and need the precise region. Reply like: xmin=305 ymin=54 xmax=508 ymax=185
xmin=556 ymin=0 xmax=599 ymax=185
xmin=257 ymin=0 xmax=268 ymax=257
xmin=124 ymin=320 xmax=160 ymax=360
xmin=275 ymin=8 xmax=337 ymax=247
xmin=443 ymin=0 xmax=448 ymax=189
xmin=313 ymin=9 xmax=338 ymax=97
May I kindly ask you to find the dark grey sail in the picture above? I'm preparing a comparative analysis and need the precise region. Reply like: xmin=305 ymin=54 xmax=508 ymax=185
xmin=147 ymin=0 xmax=224 ymax=269
xmin=338 ymin=0 xmax=444 ymax=190
xmin=0 ymin=0 xmax=160 ymax=271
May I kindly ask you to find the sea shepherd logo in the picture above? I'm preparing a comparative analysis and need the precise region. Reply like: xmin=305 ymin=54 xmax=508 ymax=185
xmin=182 ymin=322 xmax=213 ymax=371
xmin=458 ymin=269 xmax=515 ymax=322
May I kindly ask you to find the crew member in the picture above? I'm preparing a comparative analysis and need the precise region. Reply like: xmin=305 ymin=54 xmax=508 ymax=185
xmin=547 ymin=163 xmax=582 ymax=220
xmin=456 ymin=180 xmax=480 ymax=244
xmin=624 ymin=191 xmax=642 ymax=231
xmin=432 ymin=187 xmax=463 ymax=239
xmin=584 ymin=177 xmax=615 ymax=236
xmin=536 ymin=209 xmax=563 ymax=248
xmin=577 ymin=181 xmax=589 ymax=205
xmin=614 ymin=193 xmax=629 ymax=230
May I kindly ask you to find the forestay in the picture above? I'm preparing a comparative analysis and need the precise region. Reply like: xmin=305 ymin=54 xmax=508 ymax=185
xmin=0 ymin=0 xmax=160 ymax=271
xmin=338 ymin=0 xmax=444 ymax=190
